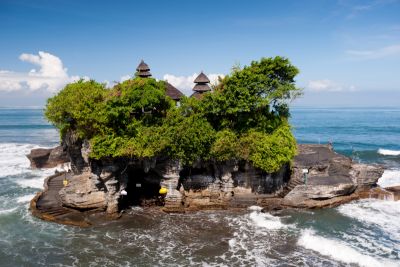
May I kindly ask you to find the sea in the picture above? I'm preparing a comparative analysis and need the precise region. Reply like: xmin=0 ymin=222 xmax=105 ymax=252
xmin=0 ymin=107 xmax=399 ymax=267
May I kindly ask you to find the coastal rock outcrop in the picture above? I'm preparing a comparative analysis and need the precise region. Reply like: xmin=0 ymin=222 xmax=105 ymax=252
xmin=59 ymin=172 xmax=107 ymax=210
xmin=282 ymin=144 xmax=384 ymax=208
xmin=350 ymin=163 xmax=385 ymax=190
xmin=26 ymin=145 xmax=69 ymax=169
xmin=31 ymin=140 xmax=386 ymax=222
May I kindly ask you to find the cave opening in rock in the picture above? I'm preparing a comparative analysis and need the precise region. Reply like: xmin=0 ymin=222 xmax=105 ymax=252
xmin=179 ymin=167 xmax=215 ymax=191
xmin=119 ymin=167 xmax=162 ymax=210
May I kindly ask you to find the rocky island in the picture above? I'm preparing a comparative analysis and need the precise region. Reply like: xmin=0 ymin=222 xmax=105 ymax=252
xmin=28 ymin=57 xmax=387 ymax=226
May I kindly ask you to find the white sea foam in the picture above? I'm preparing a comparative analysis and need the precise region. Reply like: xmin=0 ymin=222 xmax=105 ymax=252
xmin=15 ymin=177 xmax=45 ymax=189
xmin=378 ymin=148 xmax=400 ymax=156
xmin=0 ymin=207 xmax=17 ymax=215
xmin=247 ymin=205 xmax=263 ymax=211
xmin=249 ymin=211 xmax=285 ymax=230
xmin=16 ymin=194 xmax=36 ymax=203
xmin=338 ymin=199 xmax=400 ymax=241
xmin=0 ymin=143 xmax=42 ymax=177
xmin=298 ymin=229 xmax=397 ymax=267
xmin=0 ymin=143 xmax=68 ymax=189
xmin=378 ymin=169 xmax=400 ymax=188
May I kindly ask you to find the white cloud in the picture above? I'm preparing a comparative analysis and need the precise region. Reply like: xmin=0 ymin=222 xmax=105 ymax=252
xmin=0 ymin=51 xmax=80 ymax=93
xmin=163 ymin=73 xmax=224 ymax=96
xmin=346 ymin=44 xmax=400 ymax=59
xmin=120 ymin=75 xmax=132 ymax=82
xmin=307 ymin=80 xmax=356 ymax=92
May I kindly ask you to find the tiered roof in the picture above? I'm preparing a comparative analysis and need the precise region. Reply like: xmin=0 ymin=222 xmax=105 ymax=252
xmin=136 ymin=60 xmax=152 ymax=78
xmin=191 ymin=72 xmax=211 ymax=99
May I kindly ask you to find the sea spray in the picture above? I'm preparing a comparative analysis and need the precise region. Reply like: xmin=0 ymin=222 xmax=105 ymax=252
xmin=378 ymin=169 xmax=400 ymax=188
xmin=338 ymin=199 xmax=400 ymax=241
xmin=298 ymin=229 xmax=396 ymax=267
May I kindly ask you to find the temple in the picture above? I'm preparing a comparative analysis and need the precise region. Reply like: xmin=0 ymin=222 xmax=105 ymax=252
xmin=135 ymin=60 xmax=213 ymax=101
xmin=135 ymin=60 xmax=152 ymax=78
xmin=191 ymin=72 xmax=211 ymax=99
xmin=135 ymin=60 xmax=183 ymax=102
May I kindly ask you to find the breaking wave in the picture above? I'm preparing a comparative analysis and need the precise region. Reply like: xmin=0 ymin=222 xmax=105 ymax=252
xmin=0 ymin=143 xmax=42 ymax=178
xmin=378 ymin=148 xmax=400 ymax=156
xmin=378 ymin=169 xmax=400 ymax=188
xmin=16 ymin=194 xmax=37 ymax=203
xmin=248 ymin=211 xmax=286 ymax=230
xmin=338 ymin=199 xmax=400 ymax=241
xmin=298 ymin=229 xmax=397 ymax=267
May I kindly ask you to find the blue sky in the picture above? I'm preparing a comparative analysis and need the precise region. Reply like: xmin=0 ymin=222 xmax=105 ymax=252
xmin=0 ymin=0 xmax=399 ymax=107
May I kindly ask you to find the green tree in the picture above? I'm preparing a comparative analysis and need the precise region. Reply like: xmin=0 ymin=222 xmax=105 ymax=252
xmin=45 ymin=57 xmax=301 ymax=172
xmin=200 ymin=56 xmax=302 ymax=133
xmin=45 ymin=80 xmax=107 ymax=138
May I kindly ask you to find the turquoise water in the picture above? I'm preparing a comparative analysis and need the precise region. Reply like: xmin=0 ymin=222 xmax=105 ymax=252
xmin=0 ymin=108 xmax=399 ymax=267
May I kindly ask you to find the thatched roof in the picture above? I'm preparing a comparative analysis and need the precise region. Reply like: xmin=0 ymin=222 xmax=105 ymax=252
xmin=194 ymin=72 xmax=210 ymax=83
xmin=136 ymin=60 xmax=150 ymax=71
xmin=136 ymin=71 xmax=152 ymax=78
xmin=193 ymin=83 xmax=211 ymax=92
xmin=166 ymin=82 xmax=184 ymax=101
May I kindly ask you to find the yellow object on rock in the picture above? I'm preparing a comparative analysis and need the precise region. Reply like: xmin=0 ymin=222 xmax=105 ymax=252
xmin=159 ymin=187 xmax=168 ymax=195
xmin=63 ymin=179 xmax=68 ymax=187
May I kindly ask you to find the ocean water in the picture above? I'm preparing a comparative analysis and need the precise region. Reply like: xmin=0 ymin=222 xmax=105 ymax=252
xmin=0 ymin=107 xmax=399 ymax=267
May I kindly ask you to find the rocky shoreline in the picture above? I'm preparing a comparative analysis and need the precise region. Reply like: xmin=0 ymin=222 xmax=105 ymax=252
xmin=28 ymin=138 xmax=395 ymax=226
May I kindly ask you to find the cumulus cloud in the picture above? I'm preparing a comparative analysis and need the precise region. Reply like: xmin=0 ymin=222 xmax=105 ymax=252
xmin=0 ymin=51 xmax=80 ymax=93
xmin=307 ymin=80 xmax=356 ymax=92
xmin=163 ymin=73 xmax=224 ymax=95
xmin=346 ymin=44 xmax=400 ymax=59
xmin=120 ymin=75 xmax=132 ymax=83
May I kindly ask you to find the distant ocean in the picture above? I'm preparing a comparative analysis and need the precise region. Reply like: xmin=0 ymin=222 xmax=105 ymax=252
xmin=0 ymin=107 xmax=399 ymax=267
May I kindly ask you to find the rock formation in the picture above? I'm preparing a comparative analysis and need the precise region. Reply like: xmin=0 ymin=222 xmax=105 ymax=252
xmin=30 ymin=137 xmax=386 ymax=221
xmin=26 ymin=145 xmax=69 ymax=169
xmin=282 ymin=144 xmax=384 ymax=208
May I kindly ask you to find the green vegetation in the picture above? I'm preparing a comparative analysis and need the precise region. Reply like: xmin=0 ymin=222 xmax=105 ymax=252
xmin=45 ymin=57 xmax=301 ymax=172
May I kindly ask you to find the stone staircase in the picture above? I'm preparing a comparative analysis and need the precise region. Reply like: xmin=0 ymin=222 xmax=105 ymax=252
xmin=32 ymin=172 xmax=89 ymax=226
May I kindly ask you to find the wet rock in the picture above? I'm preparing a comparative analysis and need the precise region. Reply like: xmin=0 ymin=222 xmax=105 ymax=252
xmin=382 ymin=186 xmax=400 ymax=201
xmin=283 ymin=178 xmax=356 ymax=207
xmin=26 ymin=146 xmax=69 ymax=169
xmin=350 ymin=163 xmax=384 ymax=190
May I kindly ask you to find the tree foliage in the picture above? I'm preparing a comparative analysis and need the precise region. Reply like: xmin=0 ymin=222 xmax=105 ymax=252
xmin=45 ymin=57 xmax=301 ymax=172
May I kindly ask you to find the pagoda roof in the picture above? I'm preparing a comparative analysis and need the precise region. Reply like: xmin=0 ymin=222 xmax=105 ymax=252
xmin=165 ymin=82 xmax=184 ymax=101
xmin=136 ymin=71 xmax=152 ymax=78
xmin=194 ymin=72 xmax=210 ymax=83
xmin=193 ymin=83 xmax=211 ymax=92
xmin=136 ymin=60 xmax=150 ymax=71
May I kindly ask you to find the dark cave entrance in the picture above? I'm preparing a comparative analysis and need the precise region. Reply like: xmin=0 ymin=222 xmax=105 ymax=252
xmin=179 ymin=166 xmax=215 ymax=191
xmin=119 ymin=167 xmax=162 ymax=209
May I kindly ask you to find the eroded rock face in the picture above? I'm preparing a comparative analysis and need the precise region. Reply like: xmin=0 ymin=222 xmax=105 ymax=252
xmin=283 ymin=182 xmax=357 ymax=207
xmin=59 ymin=172 xmax=106 ymax=210
xmin=63 ymin=131 xmax=90 ymax=174
xmin=26 ymin=146 xmax=69 ymax=169
xmin=38 ymin=140 xmax=386 ymax=215
xmin=282 ymin=144 xmax=384 ymax=208
xmin=350 ymin=163 xmax=384 ymax=190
